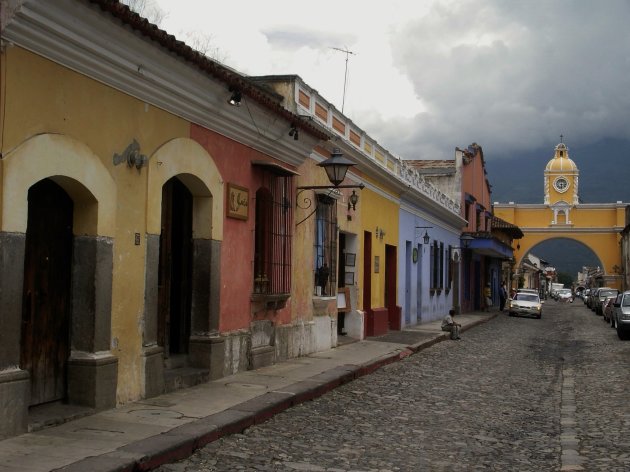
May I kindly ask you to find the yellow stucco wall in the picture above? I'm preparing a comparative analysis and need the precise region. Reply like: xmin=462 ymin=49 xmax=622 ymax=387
xmin=359 ymin=180 xmax=399 ymax=309
xmin=1 ymin=47 xmax=191 ymax=403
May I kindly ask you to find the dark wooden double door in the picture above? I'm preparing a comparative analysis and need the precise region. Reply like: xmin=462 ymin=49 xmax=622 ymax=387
xmin=158 ymin=177 xmax=193 ymax=358
xmin=21 ymin=179 xmax=73 ymax=406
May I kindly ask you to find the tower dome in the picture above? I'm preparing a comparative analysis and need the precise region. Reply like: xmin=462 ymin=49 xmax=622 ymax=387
xmin=545 ymin=142 xmax=578 ymax=172
xmin=543 ymin=140 xmax=579 ymax=206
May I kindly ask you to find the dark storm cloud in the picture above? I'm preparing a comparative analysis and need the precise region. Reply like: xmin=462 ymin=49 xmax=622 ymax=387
xmin=371 ymin=0 xmax=630 ymax=160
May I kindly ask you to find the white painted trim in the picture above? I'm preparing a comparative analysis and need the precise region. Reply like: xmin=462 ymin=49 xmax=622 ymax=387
xmin=1 ymin=0 xmax=316 ymax=167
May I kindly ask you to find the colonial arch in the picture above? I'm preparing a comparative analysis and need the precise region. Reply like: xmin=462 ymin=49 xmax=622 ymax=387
xmin=515 ymin=232 xmax=610 ymax=271
xmin=495 ymin=141 xmax=625 ymax=290
xmin=0 ymin=133 xmax=117 ymax=438
xmin=142 ymin=138 xmax=224 ymax=397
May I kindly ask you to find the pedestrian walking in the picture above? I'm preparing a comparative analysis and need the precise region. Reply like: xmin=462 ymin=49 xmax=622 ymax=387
xmin=441 ymin=309 xmax=461 ymax=340
xmin=499 ymin=282 xmax=507 ymax=311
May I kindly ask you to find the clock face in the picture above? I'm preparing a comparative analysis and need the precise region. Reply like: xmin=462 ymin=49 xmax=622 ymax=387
xmin=554 ymin=176 xmax=569 ymax=193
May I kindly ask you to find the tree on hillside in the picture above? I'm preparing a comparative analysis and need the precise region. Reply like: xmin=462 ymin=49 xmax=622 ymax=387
xmin=557 ymin=272 xmax=574 ymax=286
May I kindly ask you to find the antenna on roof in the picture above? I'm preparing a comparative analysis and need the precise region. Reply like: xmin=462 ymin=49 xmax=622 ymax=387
xmin=330 ymin=46 xmax=356 ymax=114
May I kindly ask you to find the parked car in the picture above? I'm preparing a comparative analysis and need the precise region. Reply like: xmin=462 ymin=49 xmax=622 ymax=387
xmin=603 ymin=297 xmax=616 ymax=323
xmin=557 ymin=289 xmax=573 ymax=302
xmin=612 ymin=291 xmax=630 ymax=339
xmin=588 ymin=287 xmax=606 ymax=311
xmin=593 ymin=288 xmax=618 ymax=315
xmin=582 ymin=288 xmax=591 ymax=305
xmin=508 ymin=292 xmax=543 ymax=319
xmin=517 ymin=288 xmax=539 ymax=295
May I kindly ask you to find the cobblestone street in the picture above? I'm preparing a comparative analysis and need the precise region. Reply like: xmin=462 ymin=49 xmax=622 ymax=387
xmin=157 ymin=301 xmax=630 ymax=472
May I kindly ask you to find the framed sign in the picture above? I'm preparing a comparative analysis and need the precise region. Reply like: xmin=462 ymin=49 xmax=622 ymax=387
xmin=227 ymin=183 xmax=249 ymax=220
xmin=337 ymin=287 xmax=351 ymax=313
xmin=344 ymin=271 xmax=355 ymax=285
xmin=345 ymin=252 xmax=356 ymax=267
xmin=374 ymin=255 xmax=380 ymax=273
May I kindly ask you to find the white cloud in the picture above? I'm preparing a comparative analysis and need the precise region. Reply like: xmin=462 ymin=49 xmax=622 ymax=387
xmin=155 ymin=0 xmax=630 ymax=161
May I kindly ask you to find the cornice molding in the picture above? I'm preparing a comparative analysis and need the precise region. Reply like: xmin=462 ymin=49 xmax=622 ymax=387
xmin=520 ymin=227 xmax=623 ymax=233
xmin=1 ymin=0 xmax=318 ymax=166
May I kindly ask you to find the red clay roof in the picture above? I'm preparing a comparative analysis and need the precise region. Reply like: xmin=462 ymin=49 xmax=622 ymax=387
xmin=406 ymin=159 xmax=456 ymax=169
xmin=492 ymin=216 xmax=524 ymax=239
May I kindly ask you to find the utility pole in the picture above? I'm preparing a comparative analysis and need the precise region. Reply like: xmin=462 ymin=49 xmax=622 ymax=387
xmin=330 ymin=46 xmax=356 ymax=114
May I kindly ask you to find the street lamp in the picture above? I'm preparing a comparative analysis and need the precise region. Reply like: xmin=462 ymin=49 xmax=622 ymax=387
xmin=317 ymin=148 xmax=357 ymax=187
xmin=296 ymin=148 xmax=365 ymax=226
xmin=415 ymin=226 xmax=433 ymax=244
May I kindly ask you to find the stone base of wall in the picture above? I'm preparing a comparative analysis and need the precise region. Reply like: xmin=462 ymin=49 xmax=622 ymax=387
xmin=67 ymin=352 xmax=118 ymax=410
xmin=142 ymin=345 xmax=164 ymax=398
xmin=366 ymin=308 xmax=389 ymax=336
xmin=0 ymin=369 xmax=29 ymax=439
xmin=344 ymin=309 xmax=365 ymax=340
xmin=185 ymin=315 xmax=339 ymax=381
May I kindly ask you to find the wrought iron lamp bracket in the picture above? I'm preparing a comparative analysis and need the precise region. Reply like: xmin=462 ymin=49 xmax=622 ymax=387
xmin=295 ymin=183 xmax=364 ymax=226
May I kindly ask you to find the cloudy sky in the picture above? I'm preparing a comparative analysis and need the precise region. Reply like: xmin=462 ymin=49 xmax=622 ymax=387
xmin=150 ymin=0 xmax=630 ymax=161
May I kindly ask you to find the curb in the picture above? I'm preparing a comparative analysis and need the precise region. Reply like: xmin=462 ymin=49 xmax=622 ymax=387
xmin=55 ymin=315 xmax=495 ymax=472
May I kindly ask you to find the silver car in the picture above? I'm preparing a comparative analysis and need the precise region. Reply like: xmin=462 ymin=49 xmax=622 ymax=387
xmin=594 ymin=288 xmax=618 ymax=315
xmin=612 ymin=291 xmax=630 ymax=340
xmin=508 ymin=292 xmax=543 ymax=319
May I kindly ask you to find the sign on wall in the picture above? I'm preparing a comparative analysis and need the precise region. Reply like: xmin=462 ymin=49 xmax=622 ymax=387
xmin=227 ymin=183 xmax=249 ymax=220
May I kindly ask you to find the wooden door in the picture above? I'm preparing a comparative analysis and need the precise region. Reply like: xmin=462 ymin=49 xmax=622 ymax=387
xmin=158 ymin=178 xmax=193 ymax=357
xmin=362 ymin=231 xmax=372 ymax=338
xmin=385 ymin=244 xmax=397 ymax=328
xmin=21 ymin=179 xmax=73 ymax=406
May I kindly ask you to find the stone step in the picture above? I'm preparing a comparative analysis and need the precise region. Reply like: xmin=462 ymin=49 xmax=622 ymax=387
xmin=163 ymin=367 xmax=210 ymax=394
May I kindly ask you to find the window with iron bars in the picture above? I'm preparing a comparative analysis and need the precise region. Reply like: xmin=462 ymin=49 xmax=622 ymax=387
xmin=253 ymin=174 xmax=293 ymax=295
xmin=314 ymin=194 xmax=337 ymax=296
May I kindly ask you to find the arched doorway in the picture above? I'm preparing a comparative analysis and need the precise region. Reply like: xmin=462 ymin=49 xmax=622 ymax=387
xmin=21 ymin=179 xmax=73 ymax=406
xmin=158 ymin=177 xmax=193 ymax=363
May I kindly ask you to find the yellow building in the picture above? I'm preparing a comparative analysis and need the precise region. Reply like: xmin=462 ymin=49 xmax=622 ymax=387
xmin=495 ymin=142 xmax=626 ymax=289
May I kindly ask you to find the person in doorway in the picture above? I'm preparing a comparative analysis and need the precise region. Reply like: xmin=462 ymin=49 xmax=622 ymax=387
xmin=441 ymin=309 xmax=461 ymax=340
xmin=484 ymin=283 xmax=492 ymax=311
xmin=499 ymin=282 xmax=507 ymax=312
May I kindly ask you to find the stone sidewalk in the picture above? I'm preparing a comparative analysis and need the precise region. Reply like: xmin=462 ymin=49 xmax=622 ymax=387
xmin=0 ymin=312 xmax=496 ymax=472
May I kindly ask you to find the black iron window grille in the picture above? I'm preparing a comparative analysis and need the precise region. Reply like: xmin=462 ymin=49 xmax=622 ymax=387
xmin=253 ymin=174 xmax=293 ymax=295
xmin=314 ymin=194 xmax=337 ymax=296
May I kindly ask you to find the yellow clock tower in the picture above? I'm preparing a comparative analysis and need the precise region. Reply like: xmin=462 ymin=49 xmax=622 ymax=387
xmin=544 ymin=141 xmax=579 ymax=225
xmin=494 ymin=139 xmax=626 ymax=289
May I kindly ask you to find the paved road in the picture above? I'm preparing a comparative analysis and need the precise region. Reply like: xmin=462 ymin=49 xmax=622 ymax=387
xmin=156 ymin=301 xmax=630 ymax=471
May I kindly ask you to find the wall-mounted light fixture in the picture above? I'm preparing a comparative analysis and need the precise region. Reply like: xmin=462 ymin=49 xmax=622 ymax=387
xmin=113 ymin=138 xmax=147 ymax=170
xmin=375 ymin=226 xmax=386 ymax=240
xmin=296 ymin=148 xmax=365 ymax=226
xmin=415 ymin=226 xmax=432 ymax=244
xmin=461 ymin=234 xmax=474 ymax=249
xmin=288 ymin=124 xmax=299 ymax=141
xmin=348 ymin=190 xmax=359 ymax=211
xmin=228 ymin=86 xmax=242 ymax=107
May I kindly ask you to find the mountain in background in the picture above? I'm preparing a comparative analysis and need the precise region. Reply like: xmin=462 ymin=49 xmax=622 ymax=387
xmin=485 ymin=138 xmax=630 ymax=278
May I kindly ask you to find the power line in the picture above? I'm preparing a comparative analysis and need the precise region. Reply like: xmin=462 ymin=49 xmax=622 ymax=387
xmin=330 ymin=46 xmax=356 ymax=114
